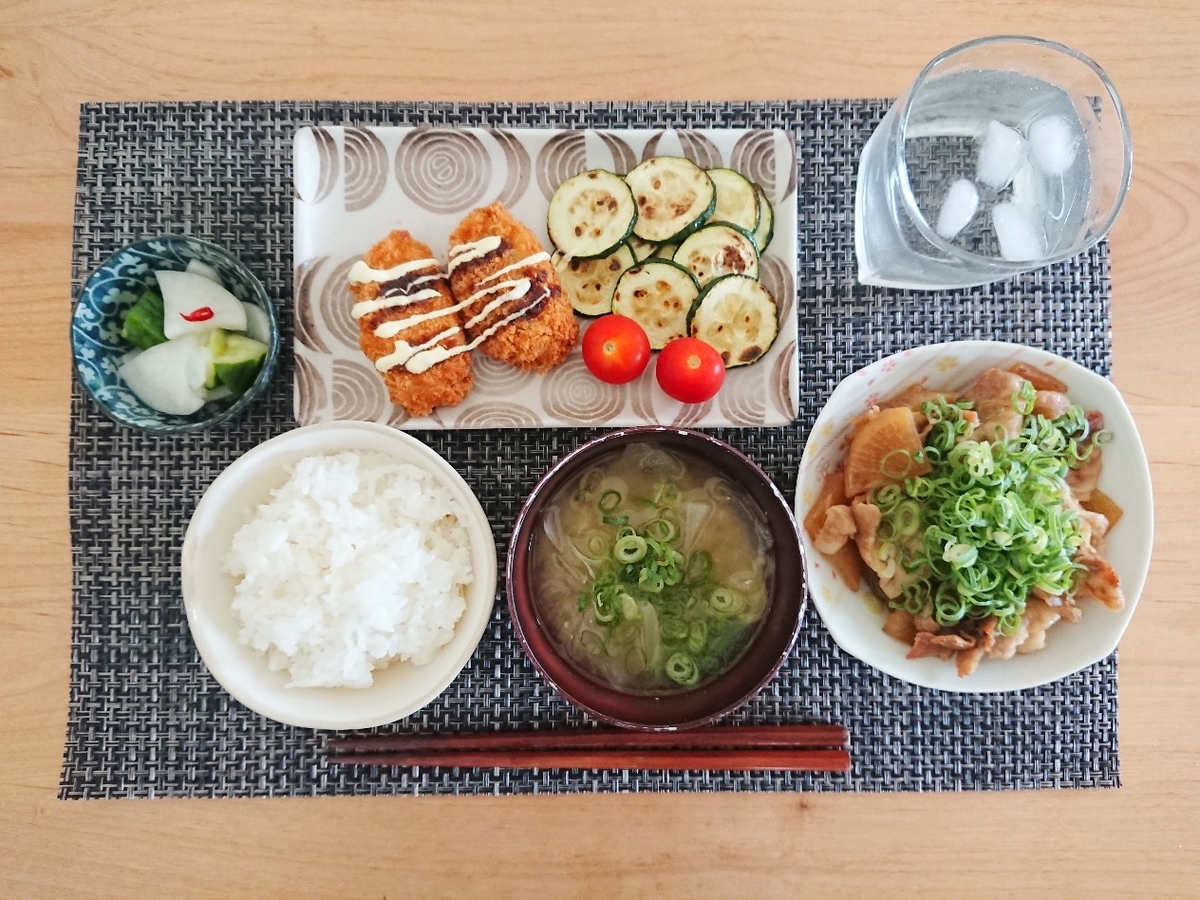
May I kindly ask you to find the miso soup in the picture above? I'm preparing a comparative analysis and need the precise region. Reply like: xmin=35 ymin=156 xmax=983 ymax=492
xmin=531 ymin=442 xmax=773 ymax=695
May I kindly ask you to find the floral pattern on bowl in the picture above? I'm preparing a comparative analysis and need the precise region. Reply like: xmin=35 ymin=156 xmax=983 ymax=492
xmin=72 ymin=234 xmax=279 ymax=434
xmin=795 ymin=341 xmax=1154 ymax=693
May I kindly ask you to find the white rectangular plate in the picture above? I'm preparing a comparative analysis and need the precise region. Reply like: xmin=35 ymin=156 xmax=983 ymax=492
xmin=292 ymin=126 xmax=798 ymax=429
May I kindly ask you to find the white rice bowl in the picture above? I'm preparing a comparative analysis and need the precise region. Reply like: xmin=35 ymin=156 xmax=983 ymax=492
xmin=224 ymin=450 xmax=473 ymax=688
xmin=181 ymin=421 xmax=497 ymax=729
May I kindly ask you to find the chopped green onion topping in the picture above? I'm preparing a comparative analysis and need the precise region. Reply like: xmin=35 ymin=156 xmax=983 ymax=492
xmin=577 ymin=479 xmax=761 ymax=690
xmin=614 ymin=534 xmax=647 ymax=563
xmin=872 ymin=390 xmax=1097 ymax=634
xmin=665 ymin=652 xmax=700 ymax=687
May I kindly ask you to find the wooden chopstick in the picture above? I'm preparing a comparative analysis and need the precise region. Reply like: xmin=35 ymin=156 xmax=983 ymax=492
xmin=328 ymin=723 xmax=848 ymax=753
xmin=330 ymin=747 xmax=850 ymax=772
xmin=326 ymin=724 xmax=851 ymax=772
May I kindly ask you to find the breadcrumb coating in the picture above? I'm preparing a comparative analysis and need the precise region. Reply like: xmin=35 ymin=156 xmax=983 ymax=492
xmin=349 ymin=230 xmax=473 ymax=417
xmin=447 ymin=203 xmax=578 ymax=373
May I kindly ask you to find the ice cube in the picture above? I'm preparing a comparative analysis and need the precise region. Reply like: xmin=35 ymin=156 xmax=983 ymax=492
xmin=1027 ymin=114 xmax=1079 ymax=176
xmin=1010 ymin=160 xmax=1040 ymax=207
xmin=991 ymin=202 xmax=1046 ymax=261
xmin=935 ymin=178 xmax=980 ymax=240
xmin=976 ymin=121 xmax=1026 ymax=189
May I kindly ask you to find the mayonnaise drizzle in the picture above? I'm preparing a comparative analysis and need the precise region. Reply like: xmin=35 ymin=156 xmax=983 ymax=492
xmin=375 ymin=280 xmax=548 ymax=375
xmin=366 ymin=277 xmax=527 ymax=342
xmin=447 ymin=236 xmax=502 ymax=273
xmin=374 ymin=325 xmax=462 ymax=375
xmin=352 ymin=285 xmax=443 ymax=320
xmin=356 ymin=234 xmax=551 ymax=377
xmin=348 ymin=257 xmax=439 ymax=285
xmin=367 ymin=292 xmax=454 ymax=336
xmin=479 ymin=251 xmax=551 ymax=285
xmin=462 ymin=278 xmax=532 ymax=329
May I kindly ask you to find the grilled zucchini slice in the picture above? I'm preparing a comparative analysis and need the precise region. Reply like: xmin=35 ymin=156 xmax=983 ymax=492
xmin=624 ymin=156 xmax=716 ymax=243
xmin=751 ymin=183 xmax=775 ymax=252
xmin=626 ymin=235 xmax=659 ymax=262
xmin=707 ymin=168 xmax=760 ymax=234
xmin=553 ymin=244 xmax=638 ymax=317
xmin=688 ymin=274 xmax=778 ymax=368
xmin=547 ymin=169 xmax=637 ymax=259
xmin=673 ymin=223 xmax=760 ymax=287
xmin=611 ymin=259 xmax=700 ymax=350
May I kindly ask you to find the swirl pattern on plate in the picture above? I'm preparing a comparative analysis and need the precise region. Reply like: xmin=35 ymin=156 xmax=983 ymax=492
xmin=597 ymin=132 xmax=638 ymax=175
xmin=293 ymin=353 xmax=327 ymax=425
xmin=293 ymin=257 xmax=332 ymax=354
xmin=487 ymin=129 xmax=532 ymax=209
xmin=717 ymin=372 xmax=766 ymax=425
xmin=386 ymin=403 xmax=449 ymax=429
xmin=395 ymin=128 xmax=491 ymax=214
xmin=770 ymin=337 xmax=799 ymax=421
xmin=331 ymin=358 xmax=387 ymax=421
xmin=671 ymin=400 xmax=715 ymax=428
xmin=730 ymin=131 xmax=791 ymax=203
xmin=540 ymin=357 xmax=627 ymax=424
xmin=535 ymin=131 xmax=587 ymax=202
xmin=317 ymin=256 xmax=363 ymax=352
xmin=473 ymin=353 xmax=529 ymax=393
xmin=294 ymin=126 xmax=339 ymax=204
xmin=758 ymin=254 xmax=795 ymax=327
xmin=454 ymin=402 xmax=540 ymax=429
xmin=642 ymin=131 xmax=722 ymax=170
xmin=343 ymin=128 xmax=389 ymax=212
xmin=629 ymin=375 xmax=658 ymax=422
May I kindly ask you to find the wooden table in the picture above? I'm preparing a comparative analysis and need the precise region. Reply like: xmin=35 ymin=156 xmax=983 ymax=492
xmin=3 ymin=2 xmax=1198 ymax=895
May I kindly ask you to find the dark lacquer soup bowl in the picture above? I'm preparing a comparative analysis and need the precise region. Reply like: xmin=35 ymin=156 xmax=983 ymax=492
xmin=506 ymin=427 xmax=806 ymax=730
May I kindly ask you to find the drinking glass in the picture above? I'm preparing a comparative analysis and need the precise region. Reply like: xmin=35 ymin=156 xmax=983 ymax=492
xmin=854 ymin=35 xmax=1133 ymax=290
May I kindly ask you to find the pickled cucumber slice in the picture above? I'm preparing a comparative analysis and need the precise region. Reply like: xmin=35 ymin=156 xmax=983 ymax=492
xmin=211 ymin=332 xmax=268 ymax=395
xmin=120 ymin=288 xmax=167 ymax=349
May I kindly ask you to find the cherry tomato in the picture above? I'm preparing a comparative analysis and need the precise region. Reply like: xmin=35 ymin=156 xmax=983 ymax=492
xmin=581 ymin=314 xmax=652 ymax=384
xmin=655 ymin=337 xmax=725 ymax=403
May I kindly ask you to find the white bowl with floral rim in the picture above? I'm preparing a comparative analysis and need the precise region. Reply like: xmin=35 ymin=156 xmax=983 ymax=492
xmin=795 ymin=341 xmax=1153 ymax=692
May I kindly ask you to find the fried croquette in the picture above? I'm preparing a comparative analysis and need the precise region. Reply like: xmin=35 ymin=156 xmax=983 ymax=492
xmin=349 ymin=229 xmax=473 ymax=417
xmin=446 ymin=203 xmax=578 ymax=373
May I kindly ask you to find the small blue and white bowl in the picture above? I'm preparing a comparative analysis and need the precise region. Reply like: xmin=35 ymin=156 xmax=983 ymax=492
xmin=71 ymin=235 xmax=280 ymax=434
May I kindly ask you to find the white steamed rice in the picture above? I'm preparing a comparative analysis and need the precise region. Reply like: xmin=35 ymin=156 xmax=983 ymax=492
xmin=223 ymin=450 xmax=474 ymax=688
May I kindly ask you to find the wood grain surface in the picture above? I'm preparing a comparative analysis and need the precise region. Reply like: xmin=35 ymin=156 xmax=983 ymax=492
xmin=2 ymin=1 xmax=1198 ymax=896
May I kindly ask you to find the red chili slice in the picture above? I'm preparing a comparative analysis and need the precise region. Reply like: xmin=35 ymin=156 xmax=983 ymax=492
xmin=181 ymin=306 xmax=215 ymax=322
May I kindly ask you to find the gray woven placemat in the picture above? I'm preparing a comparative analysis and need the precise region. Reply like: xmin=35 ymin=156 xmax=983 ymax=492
xmin=62 ymin=100 xmax=1118 ymax=798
